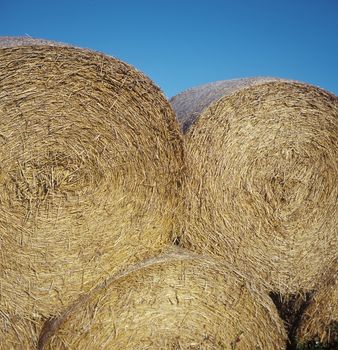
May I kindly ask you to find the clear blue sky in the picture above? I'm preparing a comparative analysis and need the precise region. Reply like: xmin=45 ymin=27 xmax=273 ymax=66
xmin=1 ymin=0 xmax=337 ymax=97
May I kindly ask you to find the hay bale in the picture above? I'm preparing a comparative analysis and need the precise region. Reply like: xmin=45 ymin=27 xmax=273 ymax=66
xmin=173 ymin=80 xmax=337 ymax=294
xmin=0 ymin=46 xmax=184 ymax=319
xmin=0 ymin=36 xmax=67 ymax=48
xmin=170 ymin=77 xmax=283 ymax=132
xmin=38 ymin=248 xmax=287 ymax=350
xmin=296 ymin=263 xmax=338 ymax=344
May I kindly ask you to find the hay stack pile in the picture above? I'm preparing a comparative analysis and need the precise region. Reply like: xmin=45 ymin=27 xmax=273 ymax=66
xmin=170 ymin=79 xmax=337 ymax=296
xmin=1 ymin=37 xmax=335 ymax=349
xmin=0 ymin=44 xmax=184 ymax=346
xmin=38 ymin=248 xmax=287 ymax=350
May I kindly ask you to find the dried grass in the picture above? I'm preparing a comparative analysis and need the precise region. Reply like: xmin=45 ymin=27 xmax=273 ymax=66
xmin=0 ymin=315 xmax=41 ymax=350
xmin=0 ymin=36 xmax=67 ymax=48
xmin=38 ymin=248 xmax=287 ymax=350
xmin=0 ymin=45 xmax=184 ymax=325
xmin=172 ymin=80 xmax=337 ymax=295
xmin=297 ymin=262 xmax=338 ymax=344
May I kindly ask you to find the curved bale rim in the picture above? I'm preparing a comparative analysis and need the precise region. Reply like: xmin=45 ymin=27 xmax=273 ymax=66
xmin=174 ymin=80 xmax=338 ymax=295
xmin=296 ymin=263 xmax=338 ymax=345
xmin=38 ymin=248 xmax=287 ymax=350
xmin=0 ymin=46 xmax=184 ymax=317
xmin=169 ymin=77 xmax=283 ymax=132
xmin=0 ymin=35 xmax=67 ymax=48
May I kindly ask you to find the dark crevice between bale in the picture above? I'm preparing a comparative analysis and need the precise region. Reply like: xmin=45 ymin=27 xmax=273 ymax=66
xmin=270 ymin=292 xmax=338 ymax=349
xmin=38 ymin=317 xmax=59 ymax=350
xmin=296 ymin=263 xmax=338 ymax=348
xmin=270 ymin=292 xmax=313 ymax=349
xmin=295 ymin=328 xmax=338 ymax=350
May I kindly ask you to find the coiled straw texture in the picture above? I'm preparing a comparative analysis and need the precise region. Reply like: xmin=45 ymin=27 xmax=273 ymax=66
xmin=38 ymin=248 xmax=287 ymax=350
xmin=0 ymin=46 xmax=184 ymax=322
xmin=171 ymin=80 xmax=337 ymax=295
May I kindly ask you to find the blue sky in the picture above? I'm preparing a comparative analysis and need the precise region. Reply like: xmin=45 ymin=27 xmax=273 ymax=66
xmin=1 ymin=0 xmax=337 ymax=97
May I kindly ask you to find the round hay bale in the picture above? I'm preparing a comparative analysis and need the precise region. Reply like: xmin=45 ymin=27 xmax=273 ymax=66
xmin=0 ymin=46 xmax=184 ymax=317
xmin=0 ymin=36 xmax=67 ymax=48
xmin=38 ymin=248 xmax=287 ymax=350
xmin=173 ymin=80 xmax=337 ymax=294
xmin=170 ymin=77 xmax=283 ymax=132
xmin=296 ymin=263 xmax=338 ymax=345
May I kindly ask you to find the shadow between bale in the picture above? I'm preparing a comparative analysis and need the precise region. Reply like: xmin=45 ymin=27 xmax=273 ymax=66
xmin=296 ymin=262 xmax=338 ymax=346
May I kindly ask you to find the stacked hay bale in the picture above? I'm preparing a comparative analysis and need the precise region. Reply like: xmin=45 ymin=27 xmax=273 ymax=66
xmin=170 ymin=79 xmax=338 ymax=296
xmin=38 ymin=248 xmax=287 ymax=350
xmin=0 ymin=45 xmax=184 ymax=346
xmin=2 ymin=40 xmax=334 ymax=348
xmin=297 ymin=262 xmax=338 ymax=345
